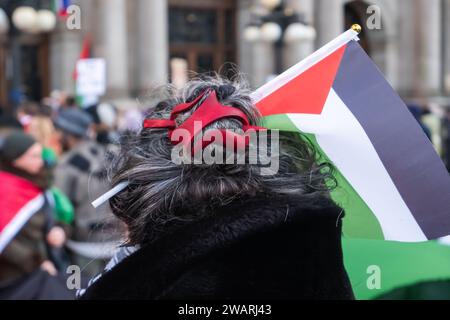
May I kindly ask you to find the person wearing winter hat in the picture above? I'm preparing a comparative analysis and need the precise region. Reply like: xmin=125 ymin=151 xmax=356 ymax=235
xmin=53 ymin=109 xmax=122 ymax=277
xmin=54 ymin=109 xmax=94 ymax=151
xmin=0 ymin=131 xmax=73 ymax=299
xmin=0 ymin=131 xmax=46 ymax=186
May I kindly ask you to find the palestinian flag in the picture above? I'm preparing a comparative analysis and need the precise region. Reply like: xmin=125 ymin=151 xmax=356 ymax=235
xmin=0 ymin=172 xmax=45 ymax=253
xmin=253 ymin=28 xmax=450 ymax=242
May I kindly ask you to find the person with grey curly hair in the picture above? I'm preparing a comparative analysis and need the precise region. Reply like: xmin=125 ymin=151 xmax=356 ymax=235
xmin=80 ymin=76 xmax=354 ymax=300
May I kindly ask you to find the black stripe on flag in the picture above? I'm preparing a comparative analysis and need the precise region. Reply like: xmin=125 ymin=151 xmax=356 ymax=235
xmin=332 ymin=41 xmax=450 ymax=239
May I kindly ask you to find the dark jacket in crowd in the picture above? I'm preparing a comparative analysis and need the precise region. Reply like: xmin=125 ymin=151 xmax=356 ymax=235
xmin=0 ymin=210 xmax=49 ymax=283
xmin=81 ymin=193 xmax=354 ymax=300
xmin=54 ymin=140 xmax=113 ymax=242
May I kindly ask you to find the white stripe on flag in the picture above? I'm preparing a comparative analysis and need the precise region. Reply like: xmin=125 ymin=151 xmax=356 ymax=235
xmin=0 ymin=194 xmax=45 ymax=253
xmin=439 ymin=235 xmax=450 ymax=246
xmin=287 ymin=89 xmax=427 ymax=241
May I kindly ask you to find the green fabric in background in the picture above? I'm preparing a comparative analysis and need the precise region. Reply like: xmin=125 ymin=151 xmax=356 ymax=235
xmin=342 ymin=238 xmax=450 ymax=300
xmin=42 ymin=147 xmax=58 ymax=167
xmin=50 ymin=187 xmax=75 ymax=224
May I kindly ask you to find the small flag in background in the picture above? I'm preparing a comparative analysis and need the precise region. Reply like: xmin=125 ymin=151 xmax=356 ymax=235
xmin=73 ymin=35 xmax=92 ymax=80
xmin=253 ymin=28 xmax=450 ymax=242
xmin=52 ymin=0 xmax=71 ymax=18
xmin=0 ymin=172 xmax=45 ymax=253
xmin=73 ymin=35 xmax=92 ymax=107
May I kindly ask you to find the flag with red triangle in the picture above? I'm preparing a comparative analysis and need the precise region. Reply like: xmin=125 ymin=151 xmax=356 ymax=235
xmin=252 ymin=28 xmax=450 ymax=242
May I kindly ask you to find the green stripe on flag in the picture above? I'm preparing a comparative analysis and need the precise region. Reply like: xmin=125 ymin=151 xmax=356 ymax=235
xmin=304 ymin=133 xmax=384 ymax=239
xmin=262 ymin=114 xmax=300 ymax=133
xmin=262 ymin=114 xmax=384 ymax=239
xmin=262 ymin=115 xmax=450 ymax=300
xmin=342 ymin=239 xmax=450 ymax=300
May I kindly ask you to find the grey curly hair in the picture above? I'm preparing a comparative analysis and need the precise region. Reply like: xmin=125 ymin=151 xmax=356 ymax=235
xmin=108 ymin=75 xmax=336 ymax=245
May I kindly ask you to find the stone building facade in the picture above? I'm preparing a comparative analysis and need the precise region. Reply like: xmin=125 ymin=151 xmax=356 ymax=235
xmin=3 ymin=0 xmax=450 ymax=106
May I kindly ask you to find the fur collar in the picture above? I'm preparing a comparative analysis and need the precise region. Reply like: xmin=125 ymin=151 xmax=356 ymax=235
xmin=81 ymin=193 xmax=352 ymax=300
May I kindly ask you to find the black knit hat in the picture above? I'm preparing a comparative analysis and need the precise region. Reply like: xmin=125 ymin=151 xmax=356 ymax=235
xmin=54 ymin=109 xmax=93 ymax=137
xmin=0 ymin=131 xmax=37 ymax=162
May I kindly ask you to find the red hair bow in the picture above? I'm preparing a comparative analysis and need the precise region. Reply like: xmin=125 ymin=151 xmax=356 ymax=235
xmin=143 ymin=90 xmax=266 ymax=153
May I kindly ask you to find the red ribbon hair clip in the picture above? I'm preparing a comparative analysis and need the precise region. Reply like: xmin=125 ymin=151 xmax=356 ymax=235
xmin=143 ymin=90 xmax=266 ymax=153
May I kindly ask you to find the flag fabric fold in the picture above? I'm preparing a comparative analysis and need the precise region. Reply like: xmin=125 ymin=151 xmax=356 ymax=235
xmin=0 ymin=172 xmax=45 ymax=253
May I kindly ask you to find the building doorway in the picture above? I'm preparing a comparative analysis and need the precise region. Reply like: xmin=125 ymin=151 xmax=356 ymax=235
xmin=168 ymin=0 xmax=237 ymax=80
xmin=0 ymin=0 xmax=51 ymax=111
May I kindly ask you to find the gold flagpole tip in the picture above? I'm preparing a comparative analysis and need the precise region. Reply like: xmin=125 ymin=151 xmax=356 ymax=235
xmin=351 ymin=24 xmax=362 ymax=33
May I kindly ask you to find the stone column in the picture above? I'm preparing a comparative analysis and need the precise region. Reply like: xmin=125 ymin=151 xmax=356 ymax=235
xmin=396 ymin=0 xmax=416 ymax=97
xmin=369 ymin=0 xmax=400 ymax=91
xmin=416 ymin=0 xmax=442 ymax=97
xmin=314 ymin=0 xmax=344 ymax=47
xmin=134 ymin=0 xmax=168 ymax=94
xmin=237 ymin=0 xmax=254 ymax=85
xmin=252 ymin=40 xmax=276 ymax=87
xmin=283 ymin=0 xmax=315 ymax=70
xmin=50 ymin=22 xmax=82 ymax=94
xmin=96 ymin=0 xmax=129 ymax=99
xmin=237 ymin=0 xmax=277 ymax=88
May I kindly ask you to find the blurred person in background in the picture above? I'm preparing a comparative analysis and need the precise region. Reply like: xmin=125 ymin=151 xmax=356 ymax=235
xmin=86 ymin=102 xmax=120 ymax=146
xmin=407 ymin=102 xmax=432 ymax=141
xmin=0 ymin=114 xmax=23 ymax=138
xmin=15 ymin=101 xmax=58 ymax=155
xmin=443 ymin=107 xmax=450 ymax=172
xmin=15 ymin=102 xmax=40 ymax=131
xmin=27 ymin=113 xmax=62 ymax=158
xmin=53 ymin=109 xmax=121 ymax=276
xmin=0 ymin=131 xmax=73 ymax=299
xmin=24 ymin=108 xmax=76 ymax=271
xmin=62 ymin=96 xmax=79 ymax=110
xmin=49 ymin=90 xmax=68 ymax=113
xmin=4 ymin=101 xmax=74 ymax=221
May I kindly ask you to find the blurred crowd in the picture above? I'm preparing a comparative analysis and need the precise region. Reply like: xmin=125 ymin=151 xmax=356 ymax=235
xmin=0 ymin=92 xmax=138 ymax=299
xmin=406 ymin=102 xmax=450 ymax=172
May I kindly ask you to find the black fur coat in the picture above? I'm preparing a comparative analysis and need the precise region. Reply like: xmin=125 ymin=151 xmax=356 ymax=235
xmin=81 ymin=193 xmax=354 ymax=300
